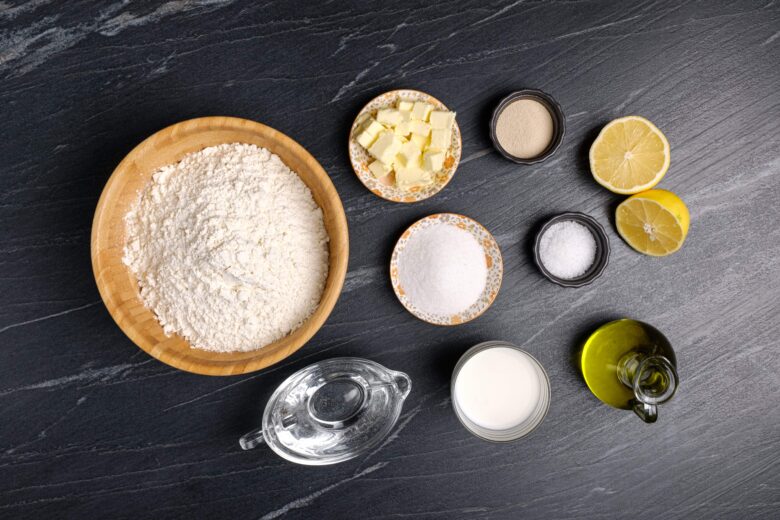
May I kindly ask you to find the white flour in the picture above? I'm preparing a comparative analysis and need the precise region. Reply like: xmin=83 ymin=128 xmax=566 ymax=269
xmin=123 ymin=143 xmax=329 ymax=352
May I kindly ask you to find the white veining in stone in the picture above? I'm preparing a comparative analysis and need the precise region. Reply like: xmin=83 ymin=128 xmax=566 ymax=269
xmin=259 ymin=462 xmax=388 ymax=519
xmin=0 ymin=300 xmax=100 ymax=335
xmin=0 ymin=361 xmax=149 ymax=396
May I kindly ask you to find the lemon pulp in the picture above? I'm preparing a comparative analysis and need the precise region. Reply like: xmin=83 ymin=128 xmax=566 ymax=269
xmin=590 ymin=116 xmax=670 ymax=194
xmin=616 ymin=189 xmax=690 ymax=256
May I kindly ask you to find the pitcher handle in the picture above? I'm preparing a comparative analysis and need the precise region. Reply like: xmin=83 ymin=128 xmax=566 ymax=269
xmin=392 ymin=371 xmax=412 ymax=399
xmin=239 ymin=427 xmax=266 ymax=450
xmin=631 ymin=400 xmax=658 ymax=423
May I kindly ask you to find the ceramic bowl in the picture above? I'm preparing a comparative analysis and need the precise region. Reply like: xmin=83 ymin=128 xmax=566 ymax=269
xmin=532 ymin=212 xmax=610 ymax=288
xmin=91 ymin=116 xmax=349 ymax=375
xmin=489 ymin=89 xmax=565 ymax=164
xmin=389 ymin=213 xmax=503 ymax=325
xmin=348 ymin=89 xmax=462 ymax=203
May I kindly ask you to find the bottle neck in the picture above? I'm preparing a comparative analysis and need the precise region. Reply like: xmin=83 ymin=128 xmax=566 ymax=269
xmin=617 ymin=352 xmax=678 ymax=406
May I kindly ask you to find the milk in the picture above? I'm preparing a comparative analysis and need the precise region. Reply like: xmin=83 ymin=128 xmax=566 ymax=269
xmin=453 ymin=346 xmax=541 ymax=430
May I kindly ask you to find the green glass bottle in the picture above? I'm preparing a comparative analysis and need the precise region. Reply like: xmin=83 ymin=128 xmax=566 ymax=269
xmin=580 ymin=319 xmax=678 ymax=423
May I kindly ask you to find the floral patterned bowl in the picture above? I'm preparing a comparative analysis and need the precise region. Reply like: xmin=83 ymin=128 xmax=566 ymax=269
xmin=348 ymin=89 xmax=462 ymax=203
xmin=389 ymin=213 xmax=503 ymax=325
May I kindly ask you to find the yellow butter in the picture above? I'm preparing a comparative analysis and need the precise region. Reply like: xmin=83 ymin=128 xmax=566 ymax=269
xmin=409 ymin=120 xmax=431 ymax=137
xmin=429 ymin=110 xmax=455 ymax=130
xmin=396 ymin=164 xmax=432 ymax=188
xmin=376 ymin=108 xmax=403 ymax=126
xmin=410 ymin=133 xmax=429 ymax=149
xmin=398 ymin=140 xmax=422 ymax=167
xmin=423 ymin=150 xmax=445 ymax=172
xmin=394 ymin=121 xmax=412 ymax=137
xmin=363 ymin=119 xmax=385 ymax=136
xmin=368 ymin=131 xmax=402 ymax=165
xmin=355 ymin=118 xmax=385 ymax=148
xmin=429 ymin=128 xmax=451 ymax=150
xmin=368 ymin=160 xmax=391 ymax=179
xmin=397 ymin=100 xmax=414 ymax=111
xmin=356 ymin=128 xmax=378 ymax=148
xmin=411 ymin=101 xmax=433 ymax=121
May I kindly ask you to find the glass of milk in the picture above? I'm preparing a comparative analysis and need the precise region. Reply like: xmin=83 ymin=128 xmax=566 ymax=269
xmin=452 ymin=341 xmax=551 ymax=441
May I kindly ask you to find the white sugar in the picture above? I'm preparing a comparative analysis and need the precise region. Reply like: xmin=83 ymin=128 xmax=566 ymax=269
xmin=539 ymin=221 xmax=596 ymax=280
xmin=398 ymin=223 xmax=487 ymax=316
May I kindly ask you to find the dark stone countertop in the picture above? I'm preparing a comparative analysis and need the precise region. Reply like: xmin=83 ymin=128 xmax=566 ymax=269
xmin=1 ymin=1 xmax=778 ymax=518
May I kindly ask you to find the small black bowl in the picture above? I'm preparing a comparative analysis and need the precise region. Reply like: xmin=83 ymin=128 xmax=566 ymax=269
xmin=533 ymin=212 xmax=610 ymax=288
xmin=490 ymin=89 xmax=566 ymax=164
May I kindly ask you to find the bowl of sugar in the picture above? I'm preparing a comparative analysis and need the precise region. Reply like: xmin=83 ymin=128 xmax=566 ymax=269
xmin=451 ymin=341 xmax=551 ymax=442
xmin=389 ymin=213 xmax=503 ymax=326
xmin=533 ymin=212 xmax=610 ymax=288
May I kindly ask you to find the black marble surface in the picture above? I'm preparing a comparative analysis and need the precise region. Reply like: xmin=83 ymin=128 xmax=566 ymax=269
xmin=1 ymin=1 xmax=779 ymax=518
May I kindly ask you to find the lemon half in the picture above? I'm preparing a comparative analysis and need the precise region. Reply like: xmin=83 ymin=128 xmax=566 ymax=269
xmin=616 ymin=189 xmax=689 ymax=256
xmin=590 ymin=116 xmax=670 ymax=194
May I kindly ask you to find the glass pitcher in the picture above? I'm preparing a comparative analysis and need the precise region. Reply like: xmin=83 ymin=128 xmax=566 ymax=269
xmin=580 ymin=319 xmax=678 ymax=423
xmin=240 ymin=357 xmax=411 ymax=465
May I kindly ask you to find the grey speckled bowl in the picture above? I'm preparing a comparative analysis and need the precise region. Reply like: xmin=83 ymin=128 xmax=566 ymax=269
xmin=489 ymin=89 xmax=565 ymax=164
xmin=533 ymin=212 xmax=610 ymax=288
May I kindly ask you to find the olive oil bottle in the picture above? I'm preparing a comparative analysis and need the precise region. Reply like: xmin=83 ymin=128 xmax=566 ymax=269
xmin=580 ymin=319 xmax=677 ymax=422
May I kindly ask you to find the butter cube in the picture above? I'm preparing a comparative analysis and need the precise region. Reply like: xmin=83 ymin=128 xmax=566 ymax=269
xmin=409 ymin=120 xmax=431 ymax=137
xmin=376 ymin=108 xmax=403 ymax=126
xmin=411 ymin=101 xmax=433 ymax=121
xmin=355 ymin=118 xmax=385 ymax=148
xmin=354 ymin=113 xmax=371 ymax=127
xmin=429 ymin=128 xmax=451 ymax=150
xmin=356 ymin=128 xmax=378 ymax=148
xmin=362 ymin=119 xmax=385 ymax=136
xmin=368 ymin=131 xmax=402 ymax=165
xmin=398 ymin=110 xmax=412 ymax=123
xmin=429 ymin=110 xmax=455 ymax=130
xmin=368 ymin=160 xmax=391 ymax=179
xmin=396 ymin=164 xmax=432 ymax=188
xmin=397 ymin=140 xmax=422 ymax=167
xmin=394 ymin=121 xmax=412 ymax=137
xmin=423 ymin=150 xmax=445 ymax=172
xmin=410 ymin=133 xmax=429 ymax=150
xmin=397 ymin=100 xmax=414 ymax=111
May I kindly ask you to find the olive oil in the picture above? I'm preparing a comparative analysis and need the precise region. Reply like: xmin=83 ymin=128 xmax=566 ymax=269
xmin=580 ymin=319 xmax=676 ymax=409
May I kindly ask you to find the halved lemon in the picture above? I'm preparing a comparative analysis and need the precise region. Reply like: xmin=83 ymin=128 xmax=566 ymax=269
xmin=590 ymin=116 xmax=670 ymax=194
xmin=616 ymin=189 xmax=689 ymax=256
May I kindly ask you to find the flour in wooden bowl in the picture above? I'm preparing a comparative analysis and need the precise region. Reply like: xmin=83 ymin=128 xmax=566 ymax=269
xmin=123 ymin=143 xmax=329 ymax=353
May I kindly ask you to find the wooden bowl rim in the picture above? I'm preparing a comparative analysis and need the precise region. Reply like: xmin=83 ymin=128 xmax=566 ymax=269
xmin=91 ymin=116 xmax=349 ymax=376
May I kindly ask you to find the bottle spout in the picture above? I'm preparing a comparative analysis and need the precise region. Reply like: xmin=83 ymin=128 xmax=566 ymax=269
xmin=239 ymin=427 xmax=266 ymax=450
xmin=634 ymin=355 xmax=678 ymax=406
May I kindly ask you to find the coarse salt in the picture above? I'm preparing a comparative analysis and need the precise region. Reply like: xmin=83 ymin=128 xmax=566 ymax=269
xmin=398 ymin=223 xmax=487 ymax=316
xmin=539 ymin=221 xmax=596 ymax=280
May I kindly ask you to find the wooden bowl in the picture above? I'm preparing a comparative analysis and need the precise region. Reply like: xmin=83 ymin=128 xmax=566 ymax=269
xmin=91 ymin=117 xmax=349 ymax=376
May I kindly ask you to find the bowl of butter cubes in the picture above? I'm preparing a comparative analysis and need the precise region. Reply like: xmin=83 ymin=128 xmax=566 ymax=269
xmin=348 ymin=89 xmax=461 ymax=203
